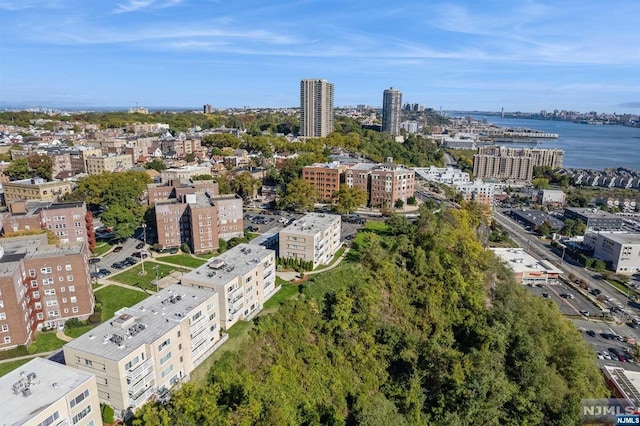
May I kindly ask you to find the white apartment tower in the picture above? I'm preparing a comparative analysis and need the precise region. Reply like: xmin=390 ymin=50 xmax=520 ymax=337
xmin=300 ymin=79 xmax=334 ymax=138
xmin=382 ymin=87 xmax=402 ymax=135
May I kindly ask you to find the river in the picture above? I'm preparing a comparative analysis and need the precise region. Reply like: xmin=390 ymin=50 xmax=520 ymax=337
xmin=464 ymin=115 xmax=640 ymax=170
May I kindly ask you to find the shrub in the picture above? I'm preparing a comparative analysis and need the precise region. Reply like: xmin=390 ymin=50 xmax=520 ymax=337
xmin=181 ymin=242 xmax=191 ymax=254
xmin=101 ymin=404 xmax=115 ymax=424
xmin=88 ymin=313 xmax=102 ymax=324
xmin=65 ymin=318 xmax=82 ymax=329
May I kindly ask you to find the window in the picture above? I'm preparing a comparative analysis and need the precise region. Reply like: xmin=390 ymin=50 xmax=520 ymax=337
xmin=28 ymin=269 xmax=36 ymax=277
xmin=161 ymin=364 xmax=174 ymax=378
xmin=60 ymin=287 xmax=65 ymax=292
xmin=0 ymin=313 xmax=5 ymax=320
xmin=37 ymin=313 xmax=44 ymax=320
xmin=1 ymin=325 xmax=8 ymax=332
xmin=36 ymin=410 xmax=59 ymax=426
xmin=3 ymin=336 xmax=10 ymax=344
xmin=70 ymin=389 xmax=90 ymax=409
xmin=158 ymin=338 xmax=170 ymax=351
xmin=69 ymin=286 xmax=75 ymax=292
xmin=44 ymin=289 xmax=56 ymax=296
xmin=160 ymin=352 xmax=172 ymax=364
xmin=72 ymin=307 xmax=79 ymax=313
xmin=57 ymin=265 xmax=62 ymax=271
xmin=67 ymin=275 xmax=74 ymax=282
xmin=40 ymin=267 xmax=52 ymax=274
xmin=42 ymin=278 xmax=54 ymax=285
xmin=31 ymin=280 xmax=37 ymax=288
xmin=46 ymin=300 xmax=58 ymax=307
xmin=33 ymin=291 xmax=40 ymax=299
xmin=70 ymin=296 xmax=77 ymax=303
xmin=65 ymin=264 xmax=72 ymax=271
xmin=72 ymin=405 xmax=92 ymax=424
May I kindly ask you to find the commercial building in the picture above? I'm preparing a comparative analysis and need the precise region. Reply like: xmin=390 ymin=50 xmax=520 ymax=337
xmin=564 ymin=207 xmax=624 ymax=231
xmin=181 ymin=244 xmax=278 ymax=328
xmin=3 ymin=357 xmax=101 ymax=426
xmin=370 ymin=163 xmax=415 ymax=207
xmin=586 ymin=232 xmax=640 ymax=275
xmin=279 ymin=213 xmax=341 ymax=268
xmin=490 ymin=248 xmax=562 ymax=285
xmin=508 ymin=209 xmax=564 ymax=231
xmin=302 ymin=162 xmax=346 ymax=200
xmin=602 ymin=366 xmax=640 ymax=404
xmin=538 ymin=189 xmax=566 ymax=206
xmin=63 ymin=284 xmax=225 ymax=419
xmin=85 ymin=154 xmax=134 ymax=175
xmin=3 ymin=178 xmax=72 ymax=203
xmin=382 ymin=87 xmax=402 ymax=135
xmin=0 ymin=234 xmax=94 ymax=350
xmin=300 ymin=79 xmax=334 ymax=138
xmin=473 ymin=146 xmax=565 ymax=181
xmin=414 ymin=166 xmax=471 ymax=185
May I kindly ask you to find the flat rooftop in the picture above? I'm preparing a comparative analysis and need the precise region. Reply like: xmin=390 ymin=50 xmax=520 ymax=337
xmin=603 ymin=365 xmax=640 ymax=403
xmin=64 ymin=284 xmax=216 ymax=362
xmin=600 ymin=232 xmax=640 ymax=245
xmin=510 ymin=209 xmax=564 ymax=229
xmin=565 ymin=207 xmax=621 ymax=219
xmin=280 ymin=213 xmax=340 ymax=236
xmin=182 ymin=243 xmax=274 ymax=288
xmin=3 ymin=357 xmax=95 ymax=425
xmin=490 ymin=248 xmax=562 ymax=274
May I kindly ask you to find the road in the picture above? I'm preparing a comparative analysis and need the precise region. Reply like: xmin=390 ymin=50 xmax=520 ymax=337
xmin=494 ymin=209 xmax=640 ymax=341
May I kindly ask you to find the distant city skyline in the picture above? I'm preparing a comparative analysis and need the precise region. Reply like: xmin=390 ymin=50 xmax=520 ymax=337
xmin=1 ymin=1 xmax=639 ymax=113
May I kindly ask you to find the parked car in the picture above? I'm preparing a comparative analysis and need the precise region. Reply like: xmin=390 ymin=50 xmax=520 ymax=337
xmin=111 ymin=262 xmax=125 ymax=269
xmin=99 ymin=268 xmax=111 ymax=276
xmin=579 ymin=310 xmax=590 ymax=317
xmin=247 ymin=226 xmax=258 ymax=232
xmin=541 ymin=293 xmax=550 ymax=298
xmin=586 ymin=330 xmax=596 ymax=337
xmin=88 ymin=257 xmax=101 ymax=264
xmin=113 ymin=246 xmax=123 ymax=253
xmin=124 ymin=257 xmax=138 ymax=265
xmin=136 ymin=242 xmax=145 ymax=250
xmin=168 ymin=247 xmax=179 ymax=254
xmin=132 ymin=251 xmax=149 ymax=258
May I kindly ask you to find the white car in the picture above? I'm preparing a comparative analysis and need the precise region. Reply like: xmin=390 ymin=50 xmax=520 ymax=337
xmin=602 ymin=352 xmax=612 ymax=360
xmin=597 ymin=352 xmax=605 ymax=360
xmin=580 ymin=310 xmax=590 ymax=317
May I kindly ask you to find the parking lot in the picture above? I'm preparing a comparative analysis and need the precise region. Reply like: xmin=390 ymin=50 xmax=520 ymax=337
xmin=526 ymin=281 xmax=602 ymax=317
xmin=574 ymin=318 xmax=639 ymax=365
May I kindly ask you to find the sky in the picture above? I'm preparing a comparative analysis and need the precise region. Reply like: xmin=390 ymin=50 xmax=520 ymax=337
xmin=1 ymin=0 xmax=639 ymax=113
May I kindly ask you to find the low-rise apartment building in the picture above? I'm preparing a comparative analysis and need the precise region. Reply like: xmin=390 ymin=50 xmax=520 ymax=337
xmin=147 ymin=180 xmax=219 ymax=205
xmin=454 ymin=179 xmax=496 ymax=205
xmin=211 ymin=194 xmax=244 ymax=241
xmin=181 ymin=244 xmax=278 ymax=328
xmin=3 ymin=357 xmax=101 ymax=426
xmin=63 ymin=284 xmax=225 ymax=419
xmin=279 ymin=213 xmax=341 ymax=268
xmin=85 ymin=154 xmax=134 ymax=175
xmin=370 ymin=163 xmax=415 ymax=207
xmin=160 ymin=165 xmax=212 ymax=183
xmin=414 ymin=166 xmax=471 ymax=185
xmin=585 ymin=232 xmax=640 ymax=275
xmin=0 ymin=234 xmax=94 ymax=350
xmin=302 ymin=162 xmax=346 ymax=201
xmin=3 ymin=178 xmax=72 ymax=203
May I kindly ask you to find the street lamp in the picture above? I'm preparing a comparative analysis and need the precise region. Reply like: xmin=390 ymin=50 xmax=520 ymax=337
xmin=141 ymin=223 xmax=147 ymax=275
xmin=153 ymin=265 xmax=160 ymax=292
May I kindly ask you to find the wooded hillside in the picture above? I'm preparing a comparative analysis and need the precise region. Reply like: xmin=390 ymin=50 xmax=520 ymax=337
xmin=133 ymin=206 xmax=606 ymax=425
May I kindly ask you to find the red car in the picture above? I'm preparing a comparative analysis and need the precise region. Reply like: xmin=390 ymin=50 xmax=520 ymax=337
xmin=113 ymin=246 xmax=123 ymax=253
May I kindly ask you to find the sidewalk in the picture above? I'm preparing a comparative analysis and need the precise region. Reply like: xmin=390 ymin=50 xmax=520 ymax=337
xmin=0 ymin=351 xmax=56 ymax=365
xmin=276 ymin=248 xmax=350 ymax=282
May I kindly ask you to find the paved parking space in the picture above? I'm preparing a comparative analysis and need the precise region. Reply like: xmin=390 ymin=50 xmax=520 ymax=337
xmin=574 ymin=318 xmax=638 ymax=365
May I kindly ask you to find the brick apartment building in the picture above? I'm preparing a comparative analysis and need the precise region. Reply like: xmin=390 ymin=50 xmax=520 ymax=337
xmin=3 ymin=178 xmax=72 ymax=203
xmin=0 ymin=234 xmax=94 ymax=350
xmin=369 ymin=163 xmax=415 ymax=207
xmin=154 ymin=191 xmax=243 ymax=255
xmin=147 ymin=180 xmax=219 ymax=206
xmin=302 ymin=162 xmax=347 ymax=201
xmin=1 ymin=201 xmax=95 ymax=252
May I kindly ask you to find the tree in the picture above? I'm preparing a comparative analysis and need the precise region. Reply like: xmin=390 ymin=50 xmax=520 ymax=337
xmin=538 ymin=220 xmax=552 ymax=237
xmin=277 ymin=178 xmax=317 ymax=212
xmin=334 ymin=185 xmax=367 ymax=214
xmin=27 ymin=154 xmax=54 ymax=180
xmin=532 ymin=177 xmax=549 ymax=190
xmin=144 ymin=159 xmax=167 ymax=172
xmin=191 ymin=174 xmax=213 ymax=181
xmin=185 ymin=153 xmax=196 ymax=162
xmin=385 ymin=213 xmax=412 ymax=236
xmin=407 ymin=196 xmax=417 ymax=206
xmin=213 ymin=175 xmax=232 ymax=194
xmin=232 ymin=171 xmax=261 ymax=201
xmin=394 ymin=199 xmax=405 ymax=209
xmin=202 ymin=133 xmax=240 ymax=149
xmin=4 ymin=158 xmax=32 ymax=180
xmin=100 ymin=204 xmax=139 ymax=241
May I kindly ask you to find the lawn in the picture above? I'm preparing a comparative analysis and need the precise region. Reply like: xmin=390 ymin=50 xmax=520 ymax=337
xmin=190 ymin=321 xmax=254 ymax=384
xmin=363 ymin=220 xmax=389 ymax=234
xmin=302 ymin=262 xmax=362 ymax=303
xmin=66 ymin=285 xmax=150 ymax=338
xmin=28 ymin=331 xmax=66 ymax=354
xmin=92 ymin=241 xmax=114 ymax=257
xmin=196 ymin=252 xmax=219 ymax=259
xmin=263 ymin=284 xmax=300 ymax=310
xmin=0 ymin=358 xmax=31 ymax=377
xmin=313 ymin=248 xmax=346 ymax=271
xmin=156 ymin=254 xmax=207 ymax=269
xmin=110 ymin=262 xmax=189 ymax=291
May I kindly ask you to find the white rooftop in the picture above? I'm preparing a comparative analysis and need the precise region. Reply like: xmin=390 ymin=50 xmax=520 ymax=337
xmin=182 ymin=243 xmax=274 ymax=288
xmin=3 ymin=357 xmax=94 ymax=425
xmin=490 ymin=248 xmax=562 ymax=274
xmin=603 ymin=366 xmax=640 ymax=403
xmin=280 ymin=213 xmax=340 ymax=236
xmin=599 ymin=232 xmax=640 ymax=245
xmin=64 ymin=284 xmax=216 ymax=361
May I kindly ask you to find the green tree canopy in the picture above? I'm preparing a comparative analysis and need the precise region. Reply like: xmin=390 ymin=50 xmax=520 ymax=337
xmin=144 ymin=158 xmax=167 ymax=172
xmin=4 ymin=158 xmax=32 ymax=180
xmin=231 ymin=171 xmax=261 ymax=201
xmin=334 ymin=185 xmax=368 ymax=214
xmin=277 ymin=178 xmax=317 ymax=212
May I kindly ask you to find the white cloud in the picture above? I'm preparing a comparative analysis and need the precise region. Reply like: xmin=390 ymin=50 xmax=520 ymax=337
xmin=113 ymin=0 xmax=184 ymax=14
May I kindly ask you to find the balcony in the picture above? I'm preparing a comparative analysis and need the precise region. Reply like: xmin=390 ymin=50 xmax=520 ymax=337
xmin=229 ymin=299 xmax=244 ymax=315
xmin=125 ymin=357 xmax=154 ymax=380
xmin=190 ymin=319 xmax=206 ymax=336
xmin=227 ymin=287 xmax=243 ymax=302
xmin=130 ymin=385 xmax=157 ymax=408
xmin=128 ymin=372 xmax=155 ymax=395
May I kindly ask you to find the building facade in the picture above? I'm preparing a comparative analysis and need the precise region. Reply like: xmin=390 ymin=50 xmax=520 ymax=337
xmin=0 ymin=235 xmax=94 ymax=350
xmin=491 ymin=248 xmax=562 ymax=285
xmin=279 ymin=213 xmax=341 ymax=268
xmin=454 ymin=180 xmax=495 ymax=205
xmin=160 ymin=165 xmax=212 ymax=183
xmin=302 ymin=162 xmax=346 ymax=201
xmin=63 ymin=284 xmax=225 ymax=419
xmin=473 ymin=146 xmax=565 ymax=181
xmin=3 ymin=178 xmax=72 ymax=203
xmin=300 ymin=79 xmax=334 ymax=138
xmin=85 ymin=154 xmax=134 ymax=175
xmin=564 ymin=207 xmax=624 ymax=231
xmin=3 ymin=357 xmax=101 ymax=426
xmin=382 ymin=87 xmax=402 ymax=135
xmin=370 ymin=163 xmax=415 ymax=207
xmin=181 ymin=244 xmax=278 ymax=328
xmin=587 ymin=232 xmax=640 ymax=275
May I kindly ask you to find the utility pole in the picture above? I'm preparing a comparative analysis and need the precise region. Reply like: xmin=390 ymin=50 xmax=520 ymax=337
xmin=141 ymin=223 xmax=147 ymax=275
xmin=153 ymin=265 xmax=160 ymax=292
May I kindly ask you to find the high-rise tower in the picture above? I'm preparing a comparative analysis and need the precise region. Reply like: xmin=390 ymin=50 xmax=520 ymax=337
xmin=300 ymin=79 xmax=334 ymax=138
xmin=382 ymin=87 xmax=402 ymax=135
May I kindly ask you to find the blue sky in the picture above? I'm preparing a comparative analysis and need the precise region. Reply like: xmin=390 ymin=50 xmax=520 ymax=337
xmin=1 ymin=0 xmax=639 ymax=113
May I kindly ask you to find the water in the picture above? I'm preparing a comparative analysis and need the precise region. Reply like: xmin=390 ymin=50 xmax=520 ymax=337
xmin=465 ymin=115 xmax=640 ymax=170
